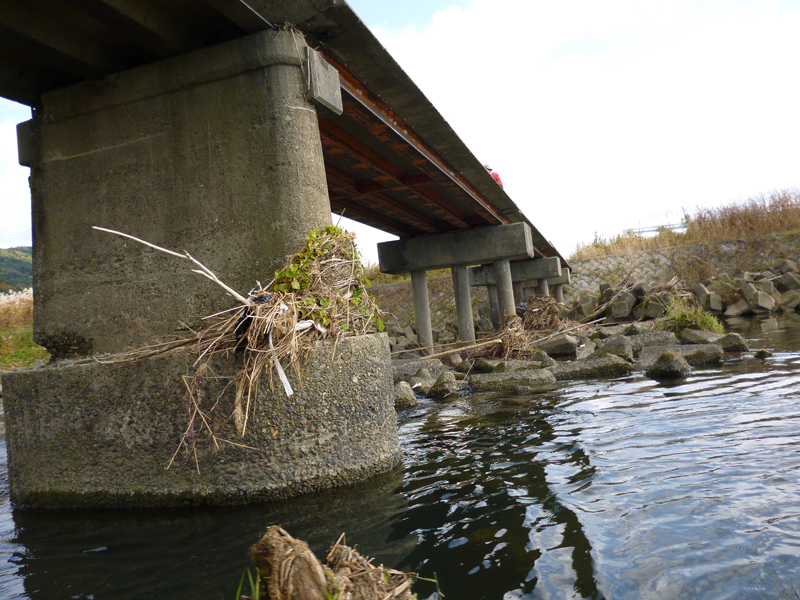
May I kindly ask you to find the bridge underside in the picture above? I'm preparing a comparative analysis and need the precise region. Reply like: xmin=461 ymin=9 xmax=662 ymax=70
xmin=319 ymin=63 xmax=508 ymax=237
xmin=0 ymin=0 xmax=562 ymax=258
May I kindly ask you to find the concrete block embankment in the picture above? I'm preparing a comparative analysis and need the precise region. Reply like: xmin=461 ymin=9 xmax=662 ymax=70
xmin=566 ymin=232 xmax=800 ymax=304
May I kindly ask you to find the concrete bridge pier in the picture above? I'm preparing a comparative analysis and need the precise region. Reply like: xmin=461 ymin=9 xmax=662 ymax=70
xmin=378 ymin=224 xmax=534 ymax=344
xmin=470 ymin=257 xmax=563 ymax=317
xmin=19 ymin=28 xmax=335 ymax=358
xmin=537 ymin=278 xmax=551 ymax=297
xmin=486 ymin=282 xmax=501 ymax=330
xmin=551 ymin=268 xmax=571 ymax=303
xmin=410 ymin=270 xmax=434 ymax=353
xmin=452 ymin=265 xmax=476 ymax=342
xmin=3 ymin=29 xmax=406 ymax=508
xmin=493 ymin=259 xmax=517 ymax=324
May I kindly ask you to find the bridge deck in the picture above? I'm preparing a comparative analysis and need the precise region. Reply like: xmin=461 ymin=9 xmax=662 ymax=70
xmin=0 ymin=0 xmax=565 ymax=265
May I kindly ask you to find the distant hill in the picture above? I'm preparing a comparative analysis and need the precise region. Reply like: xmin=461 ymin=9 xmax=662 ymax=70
xmin=0 ymin=247 xmax=32 ymax=292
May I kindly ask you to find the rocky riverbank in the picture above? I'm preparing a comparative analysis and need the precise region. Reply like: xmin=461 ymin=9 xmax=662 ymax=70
xmin=391 ymin=323 xmax=755 ymax=407
xmin=383 ymin=255 xmax=800 ymax=405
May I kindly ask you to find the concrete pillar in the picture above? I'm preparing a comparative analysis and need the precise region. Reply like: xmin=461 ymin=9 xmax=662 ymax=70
xmin=23 ymin=29 xmax=332 ymax=357
xmin=452 ymin=265 xmax=475 ymax=341
xmin=512 ymin=281 xmax=524 ymax=306
xmin=487 ymin=284 xmax=500 ymax=329
xmin=537 ymin=278 xmax=550 ymax=297
xmin=553 ymin=284 xmax=564 ymax=303
xmin=410 ymin=270 xmax=433 ymax=354
xmin=493 ymin=259 xmax=516 ymax=321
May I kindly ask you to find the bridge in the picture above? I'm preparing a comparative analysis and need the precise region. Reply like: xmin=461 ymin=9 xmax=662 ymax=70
xmin=0 ymin=0 xmax=569 ymax=354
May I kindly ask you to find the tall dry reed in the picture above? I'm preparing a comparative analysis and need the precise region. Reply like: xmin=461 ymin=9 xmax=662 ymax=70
xmin=0 ymin=288 xmax=33 ymax=329
xmin=683 ymin=189 xmax=800 ymax=242
xmin=571 ymin=189 xmax=800 ymax=260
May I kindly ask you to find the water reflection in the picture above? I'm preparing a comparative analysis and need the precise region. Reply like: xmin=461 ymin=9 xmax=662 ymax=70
xmin=390 ymin=399 xmax=602 ymax=599
xmin=3 ymin=315 xmax=800 ymax=599
xmin=2 ymin=461 xmax=412 ymax=599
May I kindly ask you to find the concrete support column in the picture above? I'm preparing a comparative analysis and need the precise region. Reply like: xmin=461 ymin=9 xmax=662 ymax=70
xmin=452 ymin=265 xmax=475 ymax=341
xmin=553 ymin=284 xmax=564 ymax=303
xmin=493 ymin=259 xmax=516 ymax=321
xmin=410 ymin=270 xmax=433 ymax=354
xmin=487 ymin=284 xmax=500 ymax=330
xmin=537 ymin=278 xmax=550 ymax=297
xmin=513 ymin=281 xmax=524 ymax=306
xmin=24 ymin=29 xmax=332 ymax=357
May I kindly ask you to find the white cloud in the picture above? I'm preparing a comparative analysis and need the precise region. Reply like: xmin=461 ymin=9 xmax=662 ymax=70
xmin=2 ymin=1 xmax=799 ymax=262
xmin=369 ymin=0 xmax=800 ymax=255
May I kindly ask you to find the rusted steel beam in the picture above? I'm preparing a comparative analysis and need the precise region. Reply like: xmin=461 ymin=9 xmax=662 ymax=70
xmin=319 ymin=52 xmax=509 ymax=226
xmin=325 ymin=165 xmax=439 ymax=234
xmin=320 ymin=120 xmax=405 ymax=178
xmin=319 ymin=122 xmax=470 ymax=229
xmin=338 ymin=89 xmax=505 ymax=226
xmin=328 ymin=193 xmax=415 ymax=237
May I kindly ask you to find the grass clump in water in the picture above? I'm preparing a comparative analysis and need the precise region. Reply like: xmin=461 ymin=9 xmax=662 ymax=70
xmin=659 ymin=292 xmax=724 ymax=336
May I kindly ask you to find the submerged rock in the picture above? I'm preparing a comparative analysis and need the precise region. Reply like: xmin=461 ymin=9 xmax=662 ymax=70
xmin=469 ymin=368 xmax=556 ymax=393
xmin=473 ymin=357 xmax=504 ymax=373
xmin=646 ymin=350 xmax=692 ymax=380
xmin=550 ymin=355 xmax=634 ymax=381
xmin=392 ymin=358 xmax=446 ymax=383
xmin=593 ymin=335 xmax=634 ymax=362
xmin=680 ymin=343 xmax=723 ymax=366
xmin=428 ymin=371 xmax=460 ymax=399
xmin=536 ymin=334 xmax=578 ymax=359
xmin=625 ymin=321 xmax=655 ymax=335
xmin=407 ymin=368 xmax=435 ymax=395
xmin=717 ymin=333 xmax=749 ymax=353
xmin=628 ymin=331 xmax=679 ymax=357
xmin=724 ymin=299 xmax=750 ymax=317
xmin=593 ymin=324 xmax=628 ymax=339
xmin=680 ymin=329 xmax=722 ymax=345
xmin=394 ymin=381 xmax=418 ymax=409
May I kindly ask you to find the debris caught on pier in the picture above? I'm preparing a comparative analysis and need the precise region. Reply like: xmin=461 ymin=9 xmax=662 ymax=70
xmin=248 ymin=526 xmax=417 ymax=600
xmin=92 ymin=224 xmax=383 ymax=467
xmin=521 ymin=295 xmax=561 ymax=331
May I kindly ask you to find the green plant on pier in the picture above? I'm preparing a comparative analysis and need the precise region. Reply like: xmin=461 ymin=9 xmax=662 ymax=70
xmin=272 ymin=225 xmax=383 ymax=332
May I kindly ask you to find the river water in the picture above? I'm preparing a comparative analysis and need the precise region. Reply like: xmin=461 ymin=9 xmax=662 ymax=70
xmin=2 ymin=314 xmax=800 ymax=599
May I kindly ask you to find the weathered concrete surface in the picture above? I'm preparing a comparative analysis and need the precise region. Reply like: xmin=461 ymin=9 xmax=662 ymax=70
xmin=550 ymin=356 xmax=634 ymax=381
xmin=25 ymin=29 xmax=331 ymax=357
xmin=470 ymin=369 xmax=556 ymax=393
xmin=392 ymin=358 xmax=447 ymax=383
xmin=3 ymin=334 xmax=399 ymax=508
xmin=468 ymin=257 xmax=561 ymax=286
xmin=377 ymin=223 xmax=534 ymax=274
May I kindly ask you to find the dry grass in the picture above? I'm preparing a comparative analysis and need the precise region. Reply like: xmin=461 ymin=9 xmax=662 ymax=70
xmin=0 ymin=289 xmax=51 ymax=369
xmin=571 ymin=189 xmax=800 ymax=260
xmin=683 ymin=189 xmax=800 ymax=242
xmin=0 ymin=288 xmax=33 ymax=329
xmin=364 ymin=264 xmax=451 ymax=286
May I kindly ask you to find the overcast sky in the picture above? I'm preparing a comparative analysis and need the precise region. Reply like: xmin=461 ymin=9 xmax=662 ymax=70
xmin=2 ymin=0 xmax=799 ymax=265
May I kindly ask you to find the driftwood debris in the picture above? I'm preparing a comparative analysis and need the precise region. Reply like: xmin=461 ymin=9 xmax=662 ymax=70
xmin=92 ymin=224 xmax=383 ymax=469
xmin=422 ymin=295 xmax=598 ymax=363
xmin=249 ymin=526 xmax=417 ymax=600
